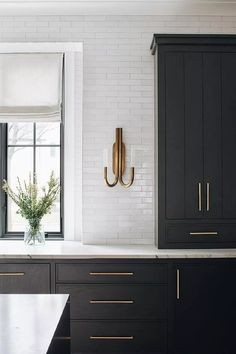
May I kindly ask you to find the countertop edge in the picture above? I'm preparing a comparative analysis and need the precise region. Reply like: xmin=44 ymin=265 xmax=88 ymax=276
xmin=1 ymin=254 xmax=236 ymax=259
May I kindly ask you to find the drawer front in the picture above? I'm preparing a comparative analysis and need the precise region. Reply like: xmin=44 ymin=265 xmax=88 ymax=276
xmin=167 ymin=223 xmax=236 ymax=244
xmin=0 ymin=264 xmax=50 ymax=293
xmin=56 ymin=263 xmax=167 ymax=284
xmin=56 ymin=284 xmax=167 ymax=320
xmin=71 ymin=320 xmax=167 ymax=353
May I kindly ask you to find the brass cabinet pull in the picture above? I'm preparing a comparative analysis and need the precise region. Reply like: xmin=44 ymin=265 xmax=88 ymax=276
xmin=198 ymin=182 xmax=202 ymax=211
xmin=90 ymin=336 xmax=134 ymax=340
xmin=89 ymin=272 xmax=134 ymax=276
xmin=176 ymin=269 xmax=180 ymax=300
xmin=190 ymin=232 xmax=218 ymax=236
xmin=54 ymin=337 xmax=71 ymax=340
xmin=89 ymin=300 xmax=134 ymax=304
xmin=0 ymin=272 xmax=25 ymax=276
xmin=206 ymin=182 xmax=210 ymax=211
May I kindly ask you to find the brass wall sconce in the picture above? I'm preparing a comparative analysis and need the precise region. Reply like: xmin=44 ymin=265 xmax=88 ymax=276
xmin=104 ymin=128 xmax=135 ymax=188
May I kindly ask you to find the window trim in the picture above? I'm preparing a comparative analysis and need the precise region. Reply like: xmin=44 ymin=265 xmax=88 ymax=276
xmin=0 ymin=42 xmax=83 ymax=241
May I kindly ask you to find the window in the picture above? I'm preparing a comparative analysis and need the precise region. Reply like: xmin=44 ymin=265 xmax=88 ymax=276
xmin=0 ymin=51 xmax=64 ymax=238
xmin=0 ymin=121 xmax=63 ymax=238
xmin=0 ymin=42 xmax=83 ymax=241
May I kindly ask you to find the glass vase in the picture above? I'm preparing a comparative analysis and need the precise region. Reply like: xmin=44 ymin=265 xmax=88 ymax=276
xmin=24 ymin=222 xmax=45 ymax=246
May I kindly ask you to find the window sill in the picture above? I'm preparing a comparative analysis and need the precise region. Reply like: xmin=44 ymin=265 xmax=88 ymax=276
xmin=1 ymin=233 xmax=63 ymax=240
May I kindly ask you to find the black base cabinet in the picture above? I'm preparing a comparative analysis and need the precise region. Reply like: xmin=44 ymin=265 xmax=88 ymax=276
xmin=1 ymin=258 xmax=236 ymax=354
xmin=170 ymin=259 xmax=236 ymax=354
xmin=55 ymin=260 xmax=168 ymax=354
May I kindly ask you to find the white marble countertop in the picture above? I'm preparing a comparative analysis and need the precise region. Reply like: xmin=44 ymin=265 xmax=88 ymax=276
xmin=0 ymin=294 xmax=69 ymax=354
xmin=0 ymin=240 xmax=236 ymax=258
xmin=0 ymin=241 xmax=157 ymax=259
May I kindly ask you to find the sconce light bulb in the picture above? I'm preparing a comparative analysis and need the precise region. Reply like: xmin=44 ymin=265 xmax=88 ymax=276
xmin=131 ymin=146 xmax=136 ymax=167
xmin=103 ymin=148 xmax=108 ymax=167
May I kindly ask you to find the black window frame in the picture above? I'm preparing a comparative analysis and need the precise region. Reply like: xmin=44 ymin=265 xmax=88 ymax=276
xmin=0 ymin=122 xmax=64 ymax=239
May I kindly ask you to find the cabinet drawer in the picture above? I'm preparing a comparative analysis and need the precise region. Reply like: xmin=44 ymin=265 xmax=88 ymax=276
xmin=56 ymin=263 xmax=167 ymax=284
xmin=0 ymin=264 xmax=50 ymax=293
xmin=71 ymin=320 xmax=167 ymax=353
xmin=56 ymin=284 xmax=167 ymax=320
xmin=167 ymin=224 xmax=236 ymax=245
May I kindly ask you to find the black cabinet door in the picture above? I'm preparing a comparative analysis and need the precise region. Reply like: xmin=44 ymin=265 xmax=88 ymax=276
xmin=164 ymin=50 xmax=224 ymax=221
xmin=164 ymin=51 xmax=204 ymax=220
xmin=202 ymin=51 xmax=236 ymax=220
xmin=173 ymin=263 xmax=236 ymax=354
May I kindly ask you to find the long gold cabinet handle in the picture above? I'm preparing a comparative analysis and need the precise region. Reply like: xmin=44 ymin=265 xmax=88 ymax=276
xmin=89 ymin=300 xmax=134 ymax=304
xmin=0 ymin=272 xmax=25 ymax=276
xmin=89 ymin=272 xmax=134 ymax=276
xmin=176 ymin=269 xmax=180 ymax=300
xmin=90 ymin=336 xmax=134 ymax=340
xmin=198 ymin=182 xmax=202 ymax=211
xmin=206 ymin=182 xmax=210 ymax=211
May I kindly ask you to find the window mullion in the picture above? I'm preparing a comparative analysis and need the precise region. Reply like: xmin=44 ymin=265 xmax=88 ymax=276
xmin=0 ymin=124 xmax=7 ymax=237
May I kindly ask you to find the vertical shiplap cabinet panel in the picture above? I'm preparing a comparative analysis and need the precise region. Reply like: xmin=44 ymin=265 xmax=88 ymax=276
xmin=165 ymin=52 xmax=185 ymax=219
xmin=203 ymin=53 xmax=222 ymax=219
xmin=222 ymin=53 xmax=236 ymax=219
xmin=184 ymin=52 xmax=204 ymax=219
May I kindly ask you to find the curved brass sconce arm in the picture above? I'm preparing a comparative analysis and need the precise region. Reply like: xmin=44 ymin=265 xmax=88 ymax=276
xmin=119 ymin=167 xmax=135 ymax=188
xmin=104 ymin=167 xmax=119 ymax=187
xmin=104 ymin=128 xmax=135 ymax=188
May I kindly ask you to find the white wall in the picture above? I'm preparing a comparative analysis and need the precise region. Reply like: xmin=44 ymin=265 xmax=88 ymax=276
xmin=0 ymin=14 xmax=235 ymax=245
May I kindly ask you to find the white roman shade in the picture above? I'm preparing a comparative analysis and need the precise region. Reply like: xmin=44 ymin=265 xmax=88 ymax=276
xmin=0 ymin=53 xmax=63 ymax=122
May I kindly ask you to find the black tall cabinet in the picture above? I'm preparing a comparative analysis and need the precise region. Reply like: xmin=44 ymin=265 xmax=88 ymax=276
xmin=151 ymin=35 xmax=236 ymax=248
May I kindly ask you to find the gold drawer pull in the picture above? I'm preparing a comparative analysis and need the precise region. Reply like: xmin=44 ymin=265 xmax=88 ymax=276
xmin=89 ymin=300 xmax=134 ymax=304
xmin=54 ymin=336 xmax=71 ymax=340
xmin=90 ymin=336 xmax=134 ymax=340
xmin=89 ymin=272 xmax=134 ymax=276
xmin=190 ymin=232 xmax=218 ymax=236
xmin=0 ymin=272 xmax=25 ymax=276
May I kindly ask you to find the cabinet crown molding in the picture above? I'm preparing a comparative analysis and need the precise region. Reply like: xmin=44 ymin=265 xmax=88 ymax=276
xmin=151 ymin=34 xmax=236 ymax=55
